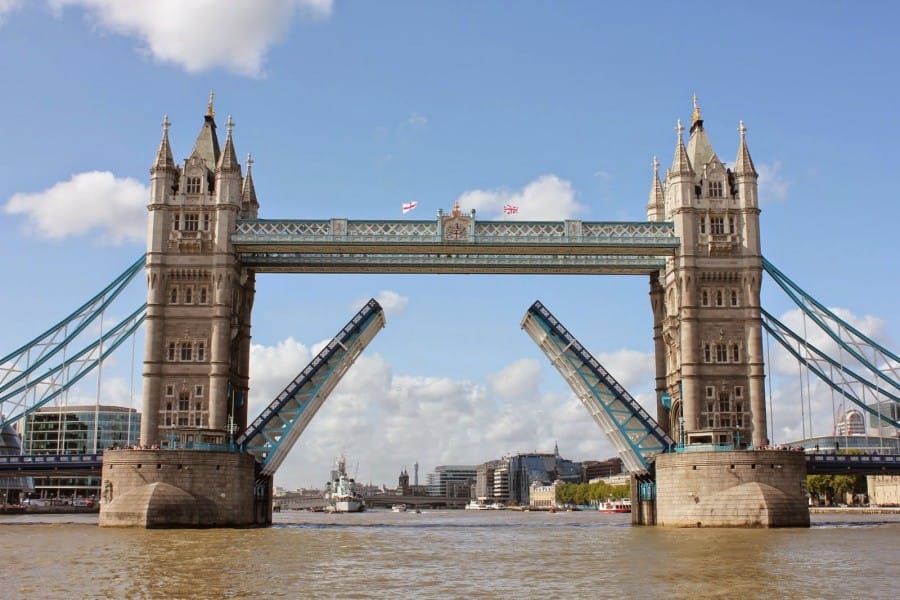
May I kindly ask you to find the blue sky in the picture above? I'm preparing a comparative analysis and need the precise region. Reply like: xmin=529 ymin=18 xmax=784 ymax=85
xmin=1 ymin=1 xmax=897 ymax=489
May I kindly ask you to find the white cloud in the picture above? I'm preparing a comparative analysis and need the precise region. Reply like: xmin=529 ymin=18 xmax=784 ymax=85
xmin=456 ymin=174 xmax=586 ymax=220
xmin=0 ymin=0 xmax=22 ymax=24
xmin=757 ymin=161 xmax=789 ymax=202
xmin=246 ymin=335 xmax=619 ymax=490
xmin=3 ymin=171 xmax=147 ymax=245
xmin=48 ymin=0 xmax=333 ymax=77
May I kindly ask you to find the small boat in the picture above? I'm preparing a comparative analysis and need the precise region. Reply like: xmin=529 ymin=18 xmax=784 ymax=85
xmin=323 ymin=455 xmax=365 ymax=513
xmin=597 ymin=498 xmax=632 ymax=513
xmin=489 ymin=502 xmax=506 ymax=510
xmin=465 ymin=499 xmax=490 ymax=510
xmin=391 ymin=503 xmax=408 ymax=512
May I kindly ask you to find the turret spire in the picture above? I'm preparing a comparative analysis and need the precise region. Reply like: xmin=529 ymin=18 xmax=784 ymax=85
xmin=217 ymin=114 xmax=240 ymax=173
xmin=670 ymin=119 xmax=693 ymax=177
xmin=691 ymin=93 xmax=703 ymax=130
xmin=207 ymin=89 xmax=215 ymax=118
xmin=735 ymin=120 xmax=757 ymax=177
xmin=241 ymin=152 xmax=259 ymax=214
xmin=647 ymin=155 xmax=665 ymax=219
xmin=151 ymin=114 xmax=175 ymax=172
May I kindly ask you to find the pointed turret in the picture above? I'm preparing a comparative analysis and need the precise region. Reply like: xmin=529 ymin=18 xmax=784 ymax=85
xmin=217 ymin=115 xmax=241 ymax=174
xmin=151 ymin=115 xmax=175 ymax=173
xmin=670 ymin=119 xmax=694 ymax=178
xmin=241 ymin=152 xmax=259 ymax=218
xmin=190 ymin=90 xmax=221 ymax=170
xmin=686 ymin=94 xmax=717 ymax=176
xmin=647 ymin=156 xmax=666 ymax=221
xmin=734 ymin=120 xmax=757 ymax=178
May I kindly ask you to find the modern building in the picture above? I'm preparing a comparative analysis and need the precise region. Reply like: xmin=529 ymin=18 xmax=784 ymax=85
xmin=1 ymin=423 xmax=33 ymax=504
xmin=476 ymin=448 xmax=582 ymax=506
xmin=18 ymin=405 xmax=140 ymax=501
xmin=425 ymin=465 xmax=476 ymax=497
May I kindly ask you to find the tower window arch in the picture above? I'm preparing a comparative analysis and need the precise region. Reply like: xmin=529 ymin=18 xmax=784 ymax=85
xmin=709 ymin=180 xmax=724 ymax=198
xmin=186 ymin=176 xmax=202 ymax=194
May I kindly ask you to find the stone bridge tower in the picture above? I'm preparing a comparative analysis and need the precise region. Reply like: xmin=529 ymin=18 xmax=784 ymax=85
xmin=141 ymin=94 xmax=259 ymax=447
xmin=647 ymin=97 xmax=767 ymax=450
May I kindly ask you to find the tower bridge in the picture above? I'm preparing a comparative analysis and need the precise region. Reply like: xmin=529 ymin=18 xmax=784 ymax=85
xmin=3 ymin=96 xmax=898 ymax=527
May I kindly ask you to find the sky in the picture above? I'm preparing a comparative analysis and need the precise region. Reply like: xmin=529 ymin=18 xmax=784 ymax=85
xmin=1 ymin=1 xmax=898 ymax=490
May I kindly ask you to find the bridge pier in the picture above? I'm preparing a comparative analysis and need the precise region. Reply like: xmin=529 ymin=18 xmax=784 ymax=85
xmin=98 ymin=449 xmax=271 ymax=528
xmin=648 ymin=450 xmax=809 ymax=527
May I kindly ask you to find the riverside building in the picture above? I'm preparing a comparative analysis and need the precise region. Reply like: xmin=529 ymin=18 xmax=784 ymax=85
xmin=18 ymin=405 xmax=140 ymax=501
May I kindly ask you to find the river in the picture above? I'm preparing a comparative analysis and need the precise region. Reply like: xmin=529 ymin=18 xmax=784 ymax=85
xmin=1 ymin=509 xmax=896 ymax=599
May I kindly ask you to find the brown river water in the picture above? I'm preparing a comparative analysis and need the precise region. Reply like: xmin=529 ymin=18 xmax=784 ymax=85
xmin=1 ymin=509 xmax=896 ymax=599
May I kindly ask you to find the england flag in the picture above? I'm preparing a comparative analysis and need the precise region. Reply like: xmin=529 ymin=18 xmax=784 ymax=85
xmin=503 ymin=204 xmax=519 ymax=214
xmin=402 ymin=201 xmax=418 ymax=214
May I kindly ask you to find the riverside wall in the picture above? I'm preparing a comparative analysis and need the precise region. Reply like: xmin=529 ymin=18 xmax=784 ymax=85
xmin=98 ymin=449 xmax=271 ymax=528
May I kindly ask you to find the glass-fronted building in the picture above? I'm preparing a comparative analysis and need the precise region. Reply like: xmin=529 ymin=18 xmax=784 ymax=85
xmin=18 ymin=405 xmax=140 ymax=501
xmin=425 ymin=465 xmax=476 ymax=497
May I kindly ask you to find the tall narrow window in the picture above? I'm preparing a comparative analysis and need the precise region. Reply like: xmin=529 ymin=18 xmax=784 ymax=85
xmin=699 ymin=218 xmax=706 ymax=234
xmin=710 ymin=217 xmax=725 ymax=234
xmin=716 ymin=344 xmax=728 ymax=362
xmin=173 ymin=215 xmax=180 ymax=231
xmin=731 ymin=344 xmax=740 ymax=362
xmin=716 ymin=290 xmax=724 ymax=306
xmin=196 ymin=342 xmax=206 ymax=362
xmin=203 ymin=214 xmax=211 ymax=231
xmin=180 ymin=342 xmax=193 ymax=362
xmin=170 ymin=286 xmax=178 ymax=303
xmin=731 ymin=289 xmax=739 ymax=306
xmin=704 ymin=344 xmax=712 ymax=363
xmin=728 ymin=216 xmax=735 ymax=233
xmin=701 ymin=289 xmax=709 ymax=306
xmin=199 ymin=286 xmax=208 ymax=304
xmin=167 ymin=342 xmax=176 ymax=362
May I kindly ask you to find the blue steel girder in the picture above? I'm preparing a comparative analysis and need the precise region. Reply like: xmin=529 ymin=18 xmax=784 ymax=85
xmin=0 ymin=306 xmax=146 ymax=428
xmin=237 ymin=299 xmax=386 ymax=476
xmin=0 ymin=255 xmax=145 ymax=398
xmin=761 ymin=309 xmax=900 ymax=429
xmin=231 ymin=219 xmax=678 ymax=275
xmin=763 ymin=257 xmax=900 ymax=395
xmin=521 ymin=301 xmax=673 ymax=473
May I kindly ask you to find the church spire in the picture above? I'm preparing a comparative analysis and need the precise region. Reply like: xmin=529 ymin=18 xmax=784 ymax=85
xmin=151 ymin=115 xmax=175 ymax=172
xmin=190 ymin=92 xmax=221 ymax=170
xmin=734 ymin=120 xmax=757 ymax=177
xmin=670 ymin=119 xmax=693 ymax=177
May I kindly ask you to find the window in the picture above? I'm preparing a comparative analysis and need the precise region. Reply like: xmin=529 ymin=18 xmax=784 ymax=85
xmin=167 ymin=342 xmax=176 ymax=362
xmin=194 ymin=386 xmax=203 ymax=397
xmin=194 ymin=415 xmax=202 ymax=426
xmin=173 ymin=215 xmax=180 ymax=231
xmin=170 ymin=286 xmax=178 ymax=303
xmin=710 ymin=217 xmax=725 ymax=234
xmin=701 ymin=289 xmax=709 ymax=306
xmin=709 ymin=180 xmax=723 ymax=198
xmin=180 ymin=342 xmax=193 ymax=361
xmin=165 ymin=416 xmax=172 ymax=426
xmin=734 ymin=386 xmax=743 ymax=399
xmin=178 ymin=417 xmax=189 ymax=426
xmin=731 ymin=289 xmax=739 ymax=306
xmin=699 ymin=219 xmax=706 ymax=234
xmin=203 ymin=214 xmax=211 ymax=231
xmin=165 ymin=385 xmax=174 ymax=397
xmin=184 ymin=286 xmax=193 ymax=304
xmin=704 ymin=344 xmax=712 ymax=363
xmin=196 ymin=342 xmax=206 ymax=362
xmin=165 ymin=402 xmax=173 ymax=411
xmin=195 ymin=401 xmax=202 ymax=410
xmin=728 ymin=217 xmax=735 ymax=233
xmin=716 ymin=290 xmax=724 ymax=307
xmin=718 ymin=395 xmax=730 ymax=413
xmin=731 ymin=344 xmax=741 ymax=362
xmin=199 ymin=286 xmax=208 ymax=304
xmin=716 ymin=344 xmax=728 ymax=363
xmin=184 ymin=213 xmax=199 ymax=231
xmin=706 ymin=386 xmax=715 ymax=398
xmin=186 ymin=176 xmax=202 ymax=194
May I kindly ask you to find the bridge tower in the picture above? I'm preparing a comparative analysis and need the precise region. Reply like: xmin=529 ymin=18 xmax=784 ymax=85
xmin=100 ymin=97 xmax=266 ymax=527
xmin=142 ymin=93 xmax=258 ymax=448
xmin=645 ymin=99 xmax=808 ymax=527
xmin=648 ymin=96 xmax=767 ymax=450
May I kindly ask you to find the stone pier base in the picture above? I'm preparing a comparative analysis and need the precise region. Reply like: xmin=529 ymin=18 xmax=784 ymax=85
xmin=98 ymin=449 xmax=272 ymax=528
xmin=652 ymin=450 xmax=810 ymax=527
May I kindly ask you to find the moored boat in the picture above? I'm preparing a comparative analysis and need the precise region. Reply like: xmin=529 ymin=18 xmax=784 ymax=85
xmin=465 ymin=499 xmax=490 ymax=510
xmin=391 ymin=503 xmax=408 ymax=512
xmin=324 ymin=455 xmax=365 ymax=513
xmin=597 ymin=498 xmax=632 ymax=513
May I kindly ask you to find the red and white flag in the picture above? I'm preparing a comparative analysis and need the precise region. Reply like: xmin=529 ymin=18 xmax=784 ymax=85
xmin=402 ymin=201 xmax=418 ymax=214
xmin=503 ymin=204 xmax=519 ymax=214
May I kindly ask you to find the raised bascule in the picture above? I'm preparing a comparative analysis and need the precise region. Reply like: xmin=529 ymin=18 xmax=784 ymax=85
xmin=5 ymin=95 xmax=898 ymax=527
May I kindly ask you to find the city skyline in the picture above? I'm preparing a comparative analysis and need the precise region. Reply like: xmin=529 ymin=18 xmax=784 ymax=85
xmin=1 ymin=2 xmax=897 ymax=488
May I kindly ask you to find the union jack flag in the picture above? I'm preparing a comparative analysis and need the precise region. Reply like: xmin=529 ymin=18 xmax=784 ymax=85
xmin=503 ymin=204 xmax=519 ymax=214
xmin=402 ymin=201 xmax=418 ymax=214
